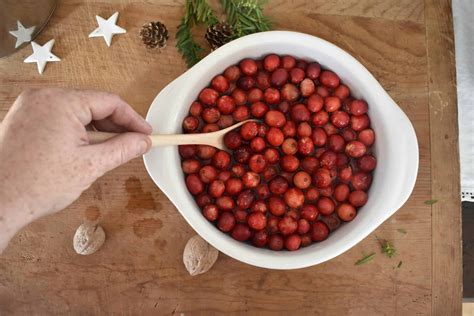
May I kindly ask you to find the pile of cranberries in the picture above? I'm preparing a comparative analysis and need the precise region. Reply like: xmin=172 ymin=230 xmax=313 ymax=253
xmin=180 ymin=54 xmax=376 ymax=251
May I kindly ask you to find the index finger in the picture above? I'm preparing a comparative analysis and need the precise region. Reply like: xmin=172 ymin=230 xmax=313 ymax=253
xmin=71 ymin=89 xmax=152 ymax=134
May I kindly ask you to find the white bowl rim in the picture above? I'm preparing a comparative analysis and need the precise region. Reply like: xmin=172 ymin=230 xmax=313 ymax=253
xmin=143 ymin=31 xmax=419 ymax=270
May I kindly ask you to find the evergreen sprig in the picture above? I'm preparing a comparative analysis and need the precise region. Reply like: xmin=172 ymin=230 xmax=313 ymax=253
xmin=222 ymin=0 xmax=272 ymax=37
xmin=176 ymin=0 xmax=218 ymax=67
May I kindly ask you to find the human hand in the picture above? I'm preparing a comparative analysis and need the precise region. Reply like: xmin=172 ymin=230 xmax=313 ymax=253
xmin=0 ymin=88 xmax=152 ymax=249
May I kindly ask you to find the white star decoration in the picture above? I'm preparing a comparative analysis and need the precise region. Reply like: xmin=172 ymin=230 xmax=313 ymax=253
xmin=24 ymin=39 xmax=60 ymax=74
xmin=89 ymin=12 xmax=126 ymax=47
xmin=9 ymin=21 xmax=36 ymax=48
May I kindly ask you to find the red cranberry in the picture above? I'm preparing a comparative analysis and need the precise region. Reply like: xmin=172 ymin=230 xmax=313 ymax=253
xmin=264 ymin=148 xmax=280 ymax=164
xmin=282 ymin=138 xmax=298 ymax=155
xmin=345 ymin=141 xmax=367 ymax=158
xmin=271 ymin=68 xmax=289 ymax=87
xmin=320 ymin=214 xmax=341 ymax=231
xmin=358 ymin=128 xmax=375 ymax=146
xmin=218 ymin=115 xmax=234 ymax=128
xmin=231 ymin=164 xmax=246 ymax=177
xmin=217 ymin=95 xmax=236 ymax=114
xmin=218 ymin=212 xmax=235 ymax=232
xmin=237 ymin=190 xmax=255 ymax=209
xmin=301 ymin=234 xmax=312 ymax=247
xmin=297 ymin=219 xmax=311 ymax=234
xmin=333 ymin=84 xmax=350 ymax=99
xmin=202 ymin=107 xmax=220 ymax=123
xmin=224 ymin=131 xmax=242 ymax=149
xmin=257 ymin=124 xmax=268 ymax=137
xmin=280 ymin=155 xmax=299 ymax=172
xmin=253 ymin=186 xmax=269 ymax=201
xmin=250 ymin=137 xmax=266 ymax=152
xmin=240 ymin=121 xmax=259 ymax=140
xmin=256 ymin=71 xmax=271 ymax=89
xmin=237 ymin=76 xmax=255 ymax=90
xmin=232 ymin=88 xmax=247 ymax=105
xmin=234 ymin=208 xmax=248 ymax=223
xmin=342 ymin=127 xmax=357 ymax=142
xmin=252 ymin=230 xmax=268 ymax=247
xmin=264 ymin=88 xmax=281 ymax=104
xmin=231 ymin=224 xmax=251 ymax=241
xmin=216 ymin=196 xmax=235 ymax=211
xmin=296 ymin=59 xmax=308 ymax=69
xmin=336 ymin=153 xmax=349 ymax=168
xmin=313 ymin=168 xmax=332 ymax=188
xmin=358 ymin=155 xmax=377 ymax=172
xmin=263 ymin=54 xmax=280 ymax=71
xmin=212 ymin=151 xmax=231 ymax=169
xmin=202 ymin=204 xmax=219 ymax=222
xmin=211 ymin=75 xmax=229 ymax=93
xmin=268 ymin=234 xmax=284 ymax=250
xmin=298 ymin=137 xmax=314 ymax=156
xmin=248 ymin=88 xmax=263 ymax=103
xmin=290 ymin=68 xmax=305 ymax=84
xmin=278 ymin=216 xmax=298 ymax=235
xmin=323 ymin=123 xmax=338 ymax=136
xmin=209 ymin=179 xmax=225 ymax=198
xmin=320 ymin=151 xmax=337 ymax=169
xmin=350 ymin=99 xmax=368 ymax=116
xmin=317 ymin=86 xmax=330 ymax=97
xmin=334 ymin=183 xmax=350 ymax=202
xmin=337 ymin=203 xmax=356 ymax=222
xmin=224 ymin=65 xmax=241 ymax=81
xmin=293 ymin=171 xmax=311 ymax=189
xmin=242 ymin=171 xmax=260 ymax=188
xmin=234 ymin=146 xmax=252 ymax=163
xmin=300 ymin=78 xmax=315 ymax=97
xmin=291 ymin=104 xmax=311 ymax=122
xmin=233 ymin=105 xmax=250 ymax=121
xmin=225 ymin=178 xmax=244 ymax=196
xmin=312 ymin=111 xmax=329 ymax=126
xmin=307 ymin=94 xmax=324 ymax=112
xmin=311 ymin=221 xmax=329 ymax=241
xmin=218 ymin=170 xmax=232 ymax=182
xmin=301 ymin=204 xmax=319 ymax=221
xmin=265 ymin=110 xmax=286 ymax=127
xmin=182 ymin=116 xmax=199 ymax=132
xmin=182 ymin=159 xmax=201 ymax=174
xmin=179 ymin=145 xmax=197 ymax=158
xmin=197 ymin=145 xmax=217 ymax=159
xmin=189 ymin=101 xmax=203 ymax=117
xmin=199 ymin=88 xmax=219 ymax=105
xmin=311 ymin=127 xmax=327 ymax=146
xmin=305 ymin=188 xmax=320 ymax=201
xmin=351 ymin=172 xmax=372 ymax=191
xmin=202 ymin=123 xmax=219 ymax=133
xmin=285 ymin=234 xmax=302 ymax=251
xmin=269 ymin=196 xmax=286 ymax=216
xmin=250 ymin=101 xmax=269 ymax=118
xmin=252 ymin=200 xmax=268 ymax=213
xmin=349 ymin=190 xmax=368 ymax=207
xmin=281 ymin=55 xmax=296 ymax=69
xmin=248 ymin=154 xmax=267 ymax=173
xmin=282 ymin=121 xmax=296 ymax=137
xmin=339 ymin=166 xmax=353 ymax=183
xmin=331 ymin=111 xmax=350 ymax=128
xmin=319 ymin=185 xmax=334 ymax=197
xmin=240 ymin=58 xmax=258 ymax=76
xmin=350 ymin=114 xmax=370 ymax=131
xmin=306 ymin=62 xmax=321 ymax=79
xmin=266 ymin=127 xmax=284 ymax=146
xmin=186 ymin=174 xmax=204 ymax=195
xmin=278 ymin=101 xmax=290 ymax=113
xmin=269 ymin=176 xmax=289 ymax=195
xmin=301 ymin=157 xmax=319 ymax=173
xmin=199 ymin=165 xmax=217 ymax=183
xmin=320 ymin=70 xmax=340 ymax=88
xmin=297 ymin=122 xmax=312 ymax=137
xmin=284 ymin=188 xmax=305 ymax=208
xmin=196 ymin=193 xmax=213 ymax=208
xmin=328 ymin=134 xmax=345 ymax=152
xmin=248 ymin=212 xmax=267 ymax=230
xmin=281 ymin=83 xmax=300 ymax=102
xmin=324 ymin=96 xmax=341 ymax=112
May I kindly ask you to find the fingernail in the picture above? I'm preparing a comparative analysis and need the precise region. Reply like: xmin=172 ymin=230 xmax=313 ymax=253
xmin=138 ymin=139 xmax=150 ymax=155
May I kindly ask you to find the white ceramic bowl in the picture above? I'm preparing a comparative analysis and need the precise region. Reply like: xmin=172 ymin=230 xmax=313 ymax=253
xmin=144 ymin=31 xmax=419 ymax=270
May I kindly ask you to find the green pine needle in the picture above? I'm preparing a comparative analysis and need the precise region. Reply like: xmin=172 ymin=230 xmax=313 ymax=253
xmin=380 ymin=240 xmax=396 ymax=258
xmin=355 ymin=253 xmax=376 ymax=266
xmin=424 ymin=199 xmax=438 ymax=205
xmin=397 ymin=228 xmax=407 ymax=234
xmin=222 ymin=0 xmax=272 ymax=38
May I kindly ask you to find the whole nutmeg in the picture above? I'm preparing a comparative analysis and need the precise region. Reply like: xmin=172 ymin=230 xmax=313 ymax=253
xmin=183 ymin=235 xmax=218 ymax=276
xmin=73 ymin=223 xmax=106 ymax=255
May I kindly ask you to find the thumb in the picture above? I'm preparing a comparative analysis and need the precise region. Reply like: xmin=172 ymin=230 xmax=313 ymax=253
xmin=87 ymin=132 xmax=151 ymax=175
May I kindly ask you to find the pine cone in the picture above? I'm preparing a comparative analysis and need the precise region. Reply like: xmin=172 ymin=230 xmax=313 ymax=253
xmin=139 ymin=21 xmax=169 ymax=49
xmin=205 ymin=22 xmax=234 ymax=50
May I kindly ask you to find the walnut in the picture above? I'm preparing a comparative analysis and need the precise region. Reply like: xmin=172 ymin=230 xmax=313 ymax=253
xmin=183 ymin=235 xmax=218 ymax=276
xmin=73 ymin=223 xmax=106 ymax=255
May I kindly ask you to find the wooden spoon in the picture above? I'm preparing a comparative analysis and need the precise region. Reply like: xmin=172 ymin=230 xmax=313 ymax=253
xmin=87 ymin=119 xmax=256 ymax=151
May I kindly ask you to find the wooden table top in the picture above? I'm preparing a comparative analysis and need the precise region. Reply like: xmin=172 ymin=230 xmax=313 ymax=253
xmin=0 ymin=0 xmax=461 ymax=314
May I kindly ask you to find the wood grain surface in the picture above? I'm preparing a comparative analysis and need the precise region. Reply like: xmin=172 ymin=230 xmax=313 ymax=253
xmin=0 ymin=0 xmax=460 ymax=314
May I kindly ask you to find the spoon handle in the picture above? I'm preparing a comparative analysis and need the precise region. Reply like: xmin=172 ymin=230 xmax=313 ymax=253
xmin=87 ymin=131 xmax=221 ymax=148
